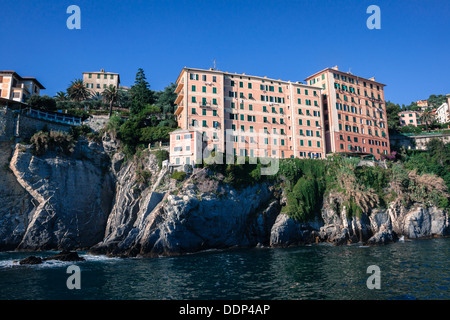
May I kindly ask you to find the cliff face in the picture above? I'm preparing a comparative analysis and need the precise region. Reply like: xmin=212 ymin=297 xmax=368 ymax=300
xmin=90 ymin=163 xmax=278 ymax=257
xmin=1 ymin=138 xmax=449 ymax=255
xmin=5 ymin=140 xmax=114 ymax=250
xmin=0 ymin=142 xmax=34 ymax=250
xmin=271 ymin=194 xmax=450 ymax=247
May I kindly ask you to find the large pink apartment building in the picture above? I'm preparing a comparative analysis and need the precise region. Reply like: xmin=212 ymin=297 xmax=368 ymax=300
xmin=172 ymin=67 xmax=326 ymax=165
xmin=171 ymin=66 xmax=390 ymax=167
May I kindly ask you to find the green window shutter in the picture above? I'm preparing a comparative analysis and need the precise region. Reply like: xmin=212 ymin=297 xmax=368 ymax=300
xmin=213 ymin=87 xmax=217 ymax=94
xmin=192 ymin=85 xmax=196 ymax=92
xmin=192 ymin=108 xmax=196 ymax=114
xmin=192 ymin=96 xmax=196 ymax=103
xmin=202 ymin=86 xmax=206 ymax=93
xmin=213 ymin=98 xmax=217 ymax=105
xmin=202 ymin=120 xmax=207 ymax=127
xmin=202 ymin=109 xmax=206 ymax=116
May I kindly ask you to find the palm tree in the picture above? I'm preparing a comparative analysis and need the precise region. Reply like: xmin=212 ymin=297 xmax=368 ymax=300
xmin=102 ymin=85 xmax=119 ymax=117
xmin=54 ymin=91 xmax=68 ymax=101
xmin=90 ymin=92 xmax=103 ymax=101
xmin=67 ymin=79 xmax=90 ymax=102
xmin=419 ymin=109 xmax=435 ymax=132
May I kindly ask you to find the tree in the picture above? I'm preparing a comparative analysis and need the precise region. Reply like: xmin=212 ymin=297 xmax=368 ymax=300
xmin=26 ymin=95 xmax=57 ymax=112
xmin=102 ymin=85 xmax=119 ymax=117
xmin=54 ymin=91 xmax=68 ymax=102
xmin=67 ymin=79 xmax=91 ymax=102
xmin=129 ymin=68 xmax=155 ymax=115
xmin=155 ymin=83 xmax=177 ymax=114
xmin=419 ymin=108 xmax=434 ymax=131
xmin=385 ymin=101 xmax=402 ymax=134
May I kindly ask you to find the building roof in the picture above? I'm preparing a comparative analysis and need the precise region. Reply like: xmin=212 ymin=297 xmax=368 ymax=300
xmin=0 ymin=71 xmax=46 ymax=89
xmin=176 ymin=67 xmax=322 ymax=90
xmin=304 ymin=66 xmax=386 ymax=86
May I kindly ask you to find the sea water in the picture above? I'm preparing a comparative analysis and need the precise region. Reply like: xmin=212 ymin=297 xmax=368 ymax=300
xmin=0 ymin=238 xmax=448 ymax=300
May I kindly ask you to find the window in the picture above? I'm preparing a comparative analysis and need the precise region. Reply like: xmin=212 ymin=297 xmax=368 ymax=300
xmin=248 ymin=83 xmax=252 ymax=89
xmin=213 ymin=98 xmax=217 ymax=105
xmin=202 ymin=86 xmax=206 ymax=93
xmin=202 ymin=109 xmax=206 ymax=116
xmin=239 ymin=82 xmax=243 ymax=88
xmin=213 ymin=87 xmax=217 ymax=94
xmin=97 ymin=84 xmax=100 ymax=88
xmin=192 ymin=85 xmax=196 ymax=92
xmin=213 ymin=110 xmax=217 ymax=116
xmin=111 ymin=74 xmax=114 ymax=79
xmin=202 ymin=120 xmax=207 ymax=127
xmin=88 ymin=73 xmax=92 ymax=79
xmin=202 ymin=75 xmax=207 ymax=81
xmin=230 ymin=80 xmax=235 ymax=87
xmin=191 ymin=108 xmax=196 ymax=114
xmin=191 ymin=96 xmax=196 ymax=103
xmin=212 ymin=76 xmax=217 ymax=82
xmin=97 ymin=74 xmax=100 ymax=79
xmin=104 ymin=74 xmax=107 ymax=79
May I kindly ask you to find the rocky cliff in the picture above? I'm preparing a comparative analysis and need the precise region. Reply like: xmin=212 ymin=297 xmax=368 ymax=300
xmin=1 ymin=138 xmax=449 ymax=256
xmin=2 ymin=139 xmax=114 ymax=250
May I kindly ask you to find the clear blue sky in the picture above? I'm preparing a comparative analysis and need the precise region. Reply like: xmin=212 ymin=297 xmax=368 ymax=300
xmin=1 ymin=0 xmax=449 ymax=105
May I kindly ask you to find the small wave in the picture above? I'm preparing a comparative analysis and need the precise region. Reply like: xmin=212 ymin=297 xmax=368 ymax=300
xmin=0 ymin=259 xmax=20 ymax=269
xmin=80 ymin=254 xmax=121 ymax=262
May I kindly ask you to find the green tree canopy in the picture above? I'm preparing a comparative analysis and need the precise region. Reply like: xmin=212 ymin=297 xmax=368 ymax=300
xmin=129 ymin=68 xmax=155 ymax=115
xmin=26 ymin=95 xmax=57 ymax=112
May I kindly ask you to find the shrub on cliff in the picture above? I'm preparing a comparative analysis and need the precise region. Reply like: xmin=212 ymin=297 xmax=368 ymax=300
xmin=171 ymin=170 xmax=186 ymax=181
xmin=30 ymin=130 xmax=75 ymax=156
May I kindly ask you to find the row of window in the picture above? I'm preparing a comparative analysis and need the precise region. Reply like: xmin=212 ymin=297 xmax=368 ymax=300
xmin=333 ymin=73 xmax=381 ymax=91
xmin=86 ymin=83 xmax=109 ymax=89
xmin=87 ymin=73 xmax=115 ymax=80
xmin=338 ymin=135 xmax=388 ymax=146
xmin=339 ymin=144 xmax=387 ymax=155
xmin=190 ymin=73 xmax=217 ymax=82
xmin=338 ymin=123 xmax=387 ymax=137
xmin=335 ymin=103 xmax=384 ymax=117
xmin=336 ymin=93 xmax=383 ymax=108
xmin=335 ymin=84 xmax=382 ymax=100
xmin=337 ymin=114 xmax=385 ymax=127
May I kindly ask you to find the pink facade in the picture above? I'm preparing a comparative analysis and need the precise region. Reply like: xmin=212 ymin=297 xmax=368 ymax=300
xmin=173 ymin=68 xmax=325 ymax=165
xmin=305 ymin=67 xmax=390 ymax=160
xmin=399 ymin=111 xmax=421 ymax=127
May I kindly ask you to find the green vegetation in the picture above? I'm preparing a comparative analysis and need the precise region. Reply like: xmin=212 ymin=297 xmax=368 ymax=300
xmin=30 ymin=130 xmax=75 ymax=156
xmin=276 ymin=149 xmax=449 ymax=222
xmin=153 ymin=149 xmax=169 ymax=169
xmin=171 ymin=170 xmax=187 ymax=181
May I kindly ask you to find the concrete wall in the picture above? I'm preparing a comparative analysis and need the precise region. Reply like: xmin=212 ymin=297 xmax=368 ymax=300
xmin=0 ymin=108 xmax=15 ymax=140
xmin=0 ymin=109 xmax=72 ymax=140
xmin=390 ymin=133 xmax=450 ymax=150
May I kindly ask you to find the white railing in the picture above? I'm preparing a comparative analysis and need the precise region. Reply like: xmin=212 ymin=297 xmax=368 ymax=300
xmin=27 ymin=108 xmax=82 ymax=126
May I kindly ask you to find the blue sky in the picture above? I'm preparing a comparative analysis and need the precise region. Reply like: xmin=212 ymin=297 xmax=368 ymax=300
xmin=1 ymin=0 xmax=449 ymax=105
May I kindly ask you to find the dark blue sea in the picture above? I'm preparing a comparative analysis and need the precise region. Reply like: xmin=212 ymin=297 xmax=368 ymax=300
xmin=0 ymin=238 xmax=448 ymax=300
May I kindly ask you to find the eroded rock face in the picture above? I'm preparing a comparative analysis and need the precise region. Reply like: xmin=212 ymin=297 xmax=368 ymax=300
xmin=91 ymin=165 xmax=276 ymax=257
xmin=0 ymin=142 xmax=34 ymax=250
xmin=8 ymin=141 xmax=114 ymax=250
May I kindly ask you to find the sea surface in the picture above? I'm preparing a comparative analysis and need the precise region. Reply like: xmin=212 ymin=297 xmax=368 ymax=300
xmin=0 ymin=238 xmax=448 ymax=300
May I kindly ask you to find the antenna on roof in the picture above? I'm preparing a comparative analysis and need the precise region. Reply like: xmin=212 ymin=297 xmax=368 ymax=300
xmin=210 ymin=59 xmax=216 ymax=71
xmin=348 ymin=68 xmax=352 ymax=74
